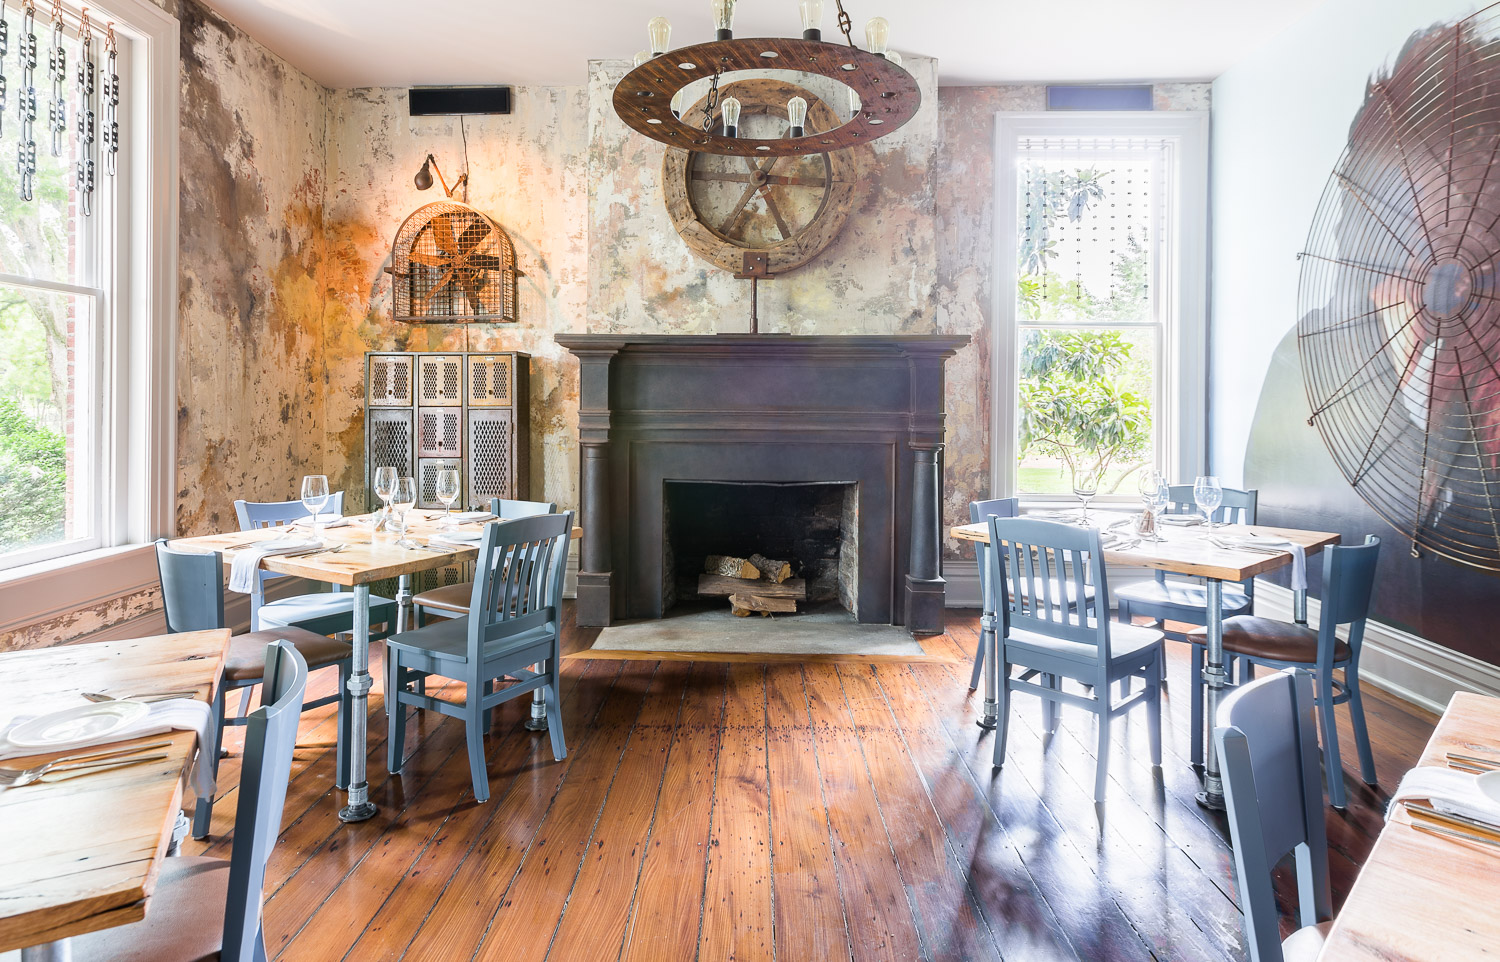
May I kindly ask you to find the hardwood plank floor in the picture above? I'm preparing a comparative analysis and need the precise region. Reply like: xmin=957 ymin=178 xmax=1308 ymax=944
xmin=185 ymin=605 xmax=1437 ymax=962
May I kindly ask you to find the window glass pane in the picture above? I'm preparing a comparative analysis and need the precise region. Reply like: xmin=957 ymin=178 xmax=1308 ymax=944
xmin=0 ymin=284 xmax=92 ymax=562
xmin=0 ymin=17 xmax=83 ymax=286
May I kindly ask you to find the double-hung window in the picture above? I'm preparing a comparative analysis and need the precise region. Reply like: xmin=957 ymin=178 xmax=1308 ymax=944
xmin=0 ymin=0 xmax=176 ymax=573
xmin=993 ymin=112 xmax=1208 ymax=503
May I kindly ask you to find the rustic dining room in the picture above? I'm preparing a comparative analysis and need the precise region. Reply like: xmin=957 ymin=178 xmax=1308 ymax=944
xmin=2 ymin=0 xmax=1499 ymax=959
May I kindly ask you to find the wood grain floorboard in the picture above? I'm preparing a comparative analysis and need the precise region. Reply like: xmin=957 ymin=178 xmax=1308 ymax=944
xmin=199 ymin=605 xmax=1439 ymax=962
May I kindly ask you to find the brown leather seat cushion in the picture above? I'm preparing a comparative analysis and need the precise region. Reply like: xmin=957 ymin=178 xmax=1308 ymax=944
xmin=225 ymin=627 xmax=352 ymax=681
xmin=1185 ymin=616 xmax=1350 ymax=665
xmin=413 ymin=581 xmax=473 ymax=614
xmin=70 ymin=855 xmax=229 ymax=961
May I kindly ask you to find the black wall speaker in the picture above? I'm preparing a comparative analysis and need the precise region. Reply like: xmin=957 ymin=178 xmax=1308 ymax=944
xmin=409 ymin=86 xmax=513 ymax=116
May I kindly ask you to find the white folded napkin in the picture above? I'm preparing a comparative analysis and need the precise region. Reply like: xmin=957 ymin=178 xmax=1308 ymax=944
xmin=1389 ymin=766 xmax=1500 ymax=828
xmin=291 ymin=514 xmax=351 ymax=529
xmin=1218 ymin=534 xmax=1308 ymax=590
xmin=1159 ymin=515 xmax=1203 ymax=526
xmin=228 ymin=536 xmax=321 ymax=593
xmin=1101 ymin=531 xmax=1142 ymax=549
xmin=0 ymin=699 xmax=217 ymax=798
xmin=452 ymin=511 xmax=497 ymax=522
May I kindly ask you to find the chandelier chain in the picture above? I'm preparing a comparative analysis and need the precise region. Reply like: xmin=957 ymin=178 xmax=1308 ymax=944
xmin=700 ymin=68 xmax=722 ymax=133
xmin=834 ymin=0 xmax=855 ymax=47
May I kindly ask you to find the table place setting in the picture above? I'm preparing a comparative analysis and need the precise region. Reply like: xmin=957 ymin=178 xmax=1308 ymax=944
xmin=1391 ymin=762 xmax=1500 ymax=850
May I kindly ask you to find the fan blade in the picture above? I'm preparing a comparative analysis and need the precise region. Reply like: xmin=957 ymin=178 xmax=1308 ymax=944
xmin=431 ymin=214 xmax=458 ymax=253
xmin=456 ymin=217 xmax=492 ymax=254
xmin=409 ymin=250 xmax=453 ymax=268
xmin=466 ymin=254 xmax=503 ymax=272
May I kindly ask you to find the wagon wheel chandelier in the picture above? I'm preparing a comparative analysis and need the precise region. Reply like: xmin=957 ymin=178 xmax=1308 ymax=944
xmin=612 ymin=0 xmax=921 ymax=158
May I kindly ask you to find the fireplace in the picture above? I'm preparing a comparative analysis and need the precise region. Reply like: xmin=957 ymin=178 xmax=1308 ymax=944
xmin=556 ymin=333 xmax=968 ymax=635
xmin=664 ymin=480 xmax=859 ymax=613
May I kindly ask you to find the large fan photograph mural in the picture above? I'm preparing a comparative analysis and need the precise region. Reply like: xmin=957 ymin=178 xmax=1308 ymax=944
xmin=1299 ymin=3 xmax=1500 ymax=571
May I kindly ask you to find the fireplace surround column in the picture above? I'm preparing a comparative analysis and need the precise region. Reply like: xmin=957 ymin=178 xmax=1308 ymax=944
xmin=571 ymin=342 xmax=624 ymax=627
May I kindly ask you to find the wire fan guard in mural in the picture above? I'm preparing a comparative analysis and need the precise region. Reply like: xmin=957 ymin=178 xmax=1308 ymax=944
xmin=389 ymin=201 xmax=520 ymax=323
xmin=1298 ymin=3 xmax=1500 ymax=570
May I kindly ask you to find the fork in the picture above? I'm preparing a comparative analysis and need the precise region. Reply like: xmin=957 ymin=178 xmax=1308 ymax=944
xmin=0 ymin=741 xmax=173 ymax=788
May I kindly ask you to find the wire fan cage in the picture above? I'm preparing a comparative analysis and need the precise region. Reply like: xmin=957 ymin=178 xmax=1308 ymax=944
xmin=390 ymin=201 xmax=520 ymax=323
xmin=1298 ymin=4 xmax=1500 ymax=570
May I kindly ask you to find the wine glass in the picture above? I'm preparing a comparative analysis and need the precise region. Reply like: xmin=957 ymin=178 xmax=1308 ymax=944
xmin=1137 ymin=469 xmax=1168 ymax=542
xmin=301 ymin=475 xmax=330 ymax=540
xmin=436 ymin=469 xmax=461 ymax=527
xmin=392 ymin=476 xmax=420 ymax=549
xmin=1194 ymin=475 xmax=1224 ymax=528
xmin=1072 ymin=467 xmax=1100 ymax=527
xmin=374 ymin=466 xmax=397 ymax=528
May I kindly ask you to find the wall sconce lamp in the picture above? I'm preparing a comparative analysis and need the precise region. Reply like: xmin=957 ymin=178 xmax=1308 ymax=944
xmin=414 ymin=153 xmax=469 ymax=200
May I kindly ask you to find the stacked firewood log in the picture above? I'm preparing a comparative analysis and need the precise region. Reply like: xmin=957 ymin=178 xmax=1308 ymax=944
xmin=699 ymin=554 xmax=805 ymax=617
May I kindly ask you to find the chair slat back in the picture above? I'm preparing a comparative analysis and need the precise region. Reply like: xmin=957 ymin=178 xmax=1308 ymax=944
xmin=1319 ymin=536 xmax=1381 ymax=630
xmin=987 ymin=517 xmax=1111 ymax=651
xmin=490 ymin=497 xmax=557 ymax=518
xmin=468 ymin=512 xmax=574 ymax=657
xmin=154 ymin=539 xmax=227 ymax=633
xmin=222 ymin=641 xmax=308 ymax=962
xmin=970 ymin=498 xmax=1019 ymax=611
xmin=1162 ymin=484 xmax=1257 ymax=525
xmin=234 ymin=493 xmax=347 ymax=592
xmin=1214 ymin=668 xmax=1331 ymax=962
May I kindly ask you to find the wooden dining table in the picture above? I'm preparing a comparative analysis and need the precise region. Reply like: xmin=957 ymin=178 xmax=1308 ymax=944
xmin=951 ymin=514 xmax=1339 ymax=810
xmin=1319 ymin=692 xmax=1500 ymax=959
xmin=169 ymin=512 xmax=582 ymax=823
xmin=0 ymin=629 xmax=231 ymax=960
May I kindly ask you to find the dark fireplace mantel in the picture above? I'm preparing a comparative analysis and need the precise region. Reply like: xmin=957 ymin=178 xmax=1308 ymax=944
xmin=556 ymin=333 xmax=968 ymax=635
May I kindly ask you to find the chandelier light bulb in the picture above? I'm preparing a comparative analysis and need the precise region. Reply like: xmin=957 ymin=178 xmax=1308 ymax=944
xmin=671 ymin=89 xmax=685 ymax=119
xmin=713 ymin=0 xmax=736 ymax=40
xmin=799 ymin=0 xmax=824 ymax=41
xmin=885 ymin=50 xmax=902 ymax=67
xmin=865 ymin=16 xmax=890 ymax=56
xmin=721 ymin=96 xmax=742 ymax=137
xmin=648 ymin=16 xmax=672 ymax=56
xmin=788 ymin=96 xmax=808 ymax=137
xmin=633 ymin=49 xmax=652 ymax=67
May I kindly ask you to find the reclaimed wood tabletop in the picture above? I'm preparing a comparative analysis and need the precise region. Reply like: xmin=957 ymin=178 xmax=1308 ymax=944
xmin=0 ymin=629 xmax=231 ymax=953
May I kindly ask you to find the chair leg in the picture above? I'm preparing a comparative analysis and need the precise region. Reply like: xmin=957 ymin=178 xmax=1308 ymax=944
xmin=968 ymin=627 xmax=986 ymax=691
xmin=466 ymin=701 xmax=491 ymax=803
xmin=192 ymin=685 xmax=227 ymax=838
xmin=334 ymin=662 xmax=352 ymax=790
xmin=1317 ymin=669 xmax=1348 ymax=809
xmin=387 ymin=662 xmax=408 ymax=775
xmin=1041 ymin=673 xmax=1059 ymax=735
xmin=1146 ymin=650 xmax=1163 ymax=767
xmin=1345 ymin=671 xmax=1378 ymax=786
xmin=1117 ymin=602 xmax=1133 ymax=697
xmin=1094 ymin=708 xmax=1112 ymax=802
xmin=481 ymin=679 xmax=494 ymax=735
xmin=545 ymin=662 xmax=567 ymax=760
xmin=992 ymin=670 xmax=1012 ymax=769
xmin=1189 ymin=644 xmax=1205 ymax=767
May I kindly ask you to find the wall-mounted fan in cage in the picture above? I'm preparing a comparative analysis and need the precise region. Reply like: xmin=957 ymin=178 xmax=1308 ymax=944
xmin=1298 ymin=3 xmax=1500 ymax=570
xmin=388 ymin=201 xmax=522 ymax=323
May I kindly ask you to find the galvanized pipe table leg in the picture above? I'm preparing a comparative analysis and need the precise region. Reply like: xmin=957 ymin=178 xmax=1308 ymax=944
xmin=22 ymin=940 xmax=72 ymax=960
xmin=525 ymin=675 xmax=549 ymax=731
xmin=395 ymin=574 xmax=425 ymax=696
xmin=1293 ymin=586 xmax=1308 ymax=626
xmin=339 ymin=584 xmax=378 ymax=823
xmin=978 ymin=543 xmax=1000 ymax=730
xmin=1196 ymin=578 xmax=1228 ymax=811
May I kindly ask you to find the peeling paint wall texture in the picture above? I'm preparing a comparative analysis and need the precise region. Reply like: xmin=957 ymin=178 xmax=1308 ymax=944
xmin=321 ymin=87 xmax=591 ymax=514
xmin=175 ymin=0 xmax=329 ymax=538
xmin=587 ymin=58 xmax=940 ymax=335
xmin=932 ymin=83 xmax=1210 ymax=558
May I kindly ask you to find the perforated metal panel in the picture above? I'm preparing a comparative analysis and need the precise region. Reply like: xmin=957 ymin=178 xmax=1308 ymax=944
xmin=418 ymin=458 xmax=463 ymax=509
xmin=418 ymin=354 xmax=464 ymax=407
xmin=417 ymin=407 xmax=462 ymax=458
xmin=468 ymin=355 xmax=513 ymax=407
xmin=367 ymin=410 xmax=414 ymax=498
xmin=467 ymin=408 xmax=514 ymax=502
xmin=368 ymin=355 xmax=413 ymax=407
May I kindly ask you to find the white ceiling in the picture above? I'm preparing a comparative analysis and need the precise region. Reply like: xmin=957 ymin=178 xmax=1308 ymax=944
xmin=201 ymin=0 xmax=1331 ymax=89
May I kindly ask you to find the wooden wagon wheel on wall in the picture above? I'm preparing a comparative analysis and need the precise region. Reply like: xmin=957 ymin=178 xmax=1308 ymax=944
xmin=662 ymin=78 xmax=868 ymax=276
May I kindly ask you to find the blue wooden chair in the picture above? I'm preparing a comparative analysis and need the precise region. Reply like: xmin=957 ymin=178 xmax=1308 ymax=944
xmin=386 ymin=511 xmax=574 ymax=802
xmin=1191 ymin=536 xmax=1382 ymax=809
xmin=234 ymin=494 xmax=398 ymax=637
xmin=70 ymin=641 xmax=309 ymax=962
xmin=411 ymin=498 xmax=558 ymax=623
xmin=1214 ymin=668 xmax=1333 ymax=962
xmin=1116 ymin=484 xmax=1257 ymax=764
xmin=987 ymin=517 xmax=1163 ymax=800
xmin=155 ymin=539 xmax=354 ymax=838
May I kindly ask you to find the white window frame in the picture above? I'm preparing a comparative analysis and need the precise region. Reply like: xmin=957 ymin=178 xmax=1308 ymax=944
xmin=991 ymin=111 xmax=1208 ymax=504
xmin=0 ymin=0 xmax=176 ymax=610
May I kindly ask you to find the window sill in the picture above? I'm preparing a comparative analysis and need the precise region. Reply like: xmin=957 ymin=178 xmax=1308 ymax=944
xmin=0 ymin=542 xmax=159 ymax=636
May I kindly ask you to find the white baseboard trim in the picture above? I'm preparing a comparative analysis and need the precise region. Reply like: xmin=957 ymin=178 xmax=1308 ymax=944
xmin=1253 ymin=583 xmax=1500 ymax=715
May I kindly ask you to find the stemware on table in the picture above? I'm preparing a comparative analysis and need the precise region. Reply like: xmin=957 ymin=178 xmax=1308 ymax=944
xmin=373 ymin=466 xmax=398 ymax=530
xmin=1073 ymin=468 xmax=1101 ymax=526
xmin=1195 ymin=475 xmax=1224 ymax=528
xmin=391 ymin=477 xmax=420 ymax=549
xmin=436 ymin=469 xmax=460 ymax=528
xmin=301 ymin=475 xmax=330 ymax=540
